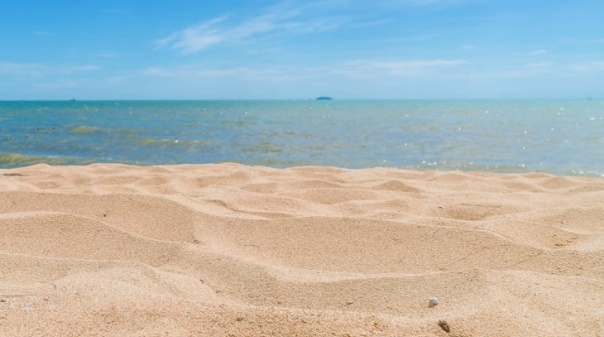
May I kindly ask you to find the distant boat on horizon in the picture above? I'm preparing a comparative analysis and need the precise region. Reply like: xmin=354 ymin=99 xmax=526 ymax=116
xmin=315 ymin=96 xmax=333 ymax=100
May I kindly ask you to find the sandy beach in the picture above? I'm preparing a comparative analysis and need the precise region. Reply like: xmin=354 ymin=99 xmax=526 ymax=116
xmin=1 ymin=163 xmax=603 ymax=336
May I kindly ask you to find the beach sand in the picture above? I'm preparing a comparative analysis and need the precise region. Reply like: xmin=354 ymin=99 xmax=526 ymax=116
xmin=1 ymin=163 xmax=603 ymax=336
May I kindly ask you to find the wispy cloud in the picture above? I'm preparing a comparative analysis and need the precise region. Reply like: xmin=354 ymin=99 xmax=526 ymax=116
xmin=0 ymin=62 xmax=99 ymax=77
xmin=392 ymin=0 xmax=463 ymax=5
xmin=336 ymin=59 xmax=466 ymax=78
xmin=568 ymin=61 xmax=604 ymax=74
xmin=475 ymin=59 xmax=604 ymax=80
xmin=33 ymin=31 xmax=55 ymax=37
xmin=352 ymin=19 xmax=392 ymax=28
xmin=560 ymin=37 xmax=604 ymax=45
xmin=155 ymin=3 xmax=347 ymax=54
xmin=155 ymin=17 xmax=228 ymax=54
xmin=529 ymin=49 xmax=548 ymax=55
xmin=94 ymin=51 xmax=122 ymax=59
xmin=142 ymin=64 xmax=292 ymax=82
xmin=141 ymin=59 xmax=467 ymax=84
xmin=380 ymin=0 xmax=479 ymax=8
xmin=0 ymin=62 xmax=100 ymax=97
xmin=486 ymin=62 xmax=555 ymax=79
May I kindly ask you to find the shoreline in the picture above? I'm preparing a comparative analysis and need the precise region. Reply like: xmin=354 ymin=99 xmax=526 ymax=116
xmin=4 ymin=161 xmax=604 ymax=177
xmin=2 ymin=163 xmax=603 ymax=336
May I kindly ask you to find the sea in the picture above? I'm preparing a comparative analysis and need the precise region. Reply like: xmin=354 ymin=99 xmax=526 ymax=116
xmin=1 ymin=100 xmax=603 ymax=176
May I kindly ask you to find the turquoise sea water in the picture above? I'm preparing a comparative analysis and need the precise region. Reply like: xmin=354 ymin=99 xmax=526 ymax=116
xmin=1 ymin=100 xmax=603 ymax=176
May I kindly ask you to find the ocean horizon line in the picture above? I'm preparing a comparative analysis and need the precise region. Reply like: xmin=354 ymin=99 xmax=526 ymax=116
xmin=1 ymin=97 xmax=601 ymax=102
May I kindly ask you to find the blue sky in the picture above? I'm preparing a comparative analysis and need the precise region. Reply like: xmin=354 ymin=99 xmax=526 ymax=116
xmin=1 ymin=0 xmax=603 ymax=99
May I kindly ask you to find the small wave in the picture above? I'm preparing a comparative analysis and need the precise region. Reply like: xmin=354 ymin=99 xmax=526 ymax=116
xmin=68 ymin=126 xmax=101 ymax=134
xmin=0 ymin=152 xmax=71 ymax=168
xmin=136 ymin=138 xmax=218 ymax=148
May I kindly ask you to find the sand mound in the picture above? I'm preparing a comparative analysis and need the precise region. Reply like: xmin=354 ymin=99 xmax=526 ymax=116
xmin=1 ymin=163 xmax=603 ymax=336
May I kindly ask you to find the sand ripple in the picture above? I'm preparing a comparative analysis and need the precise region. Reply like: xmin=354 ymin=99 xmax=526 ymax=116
xmin=1 ymin=163 xmax=603 ymax=336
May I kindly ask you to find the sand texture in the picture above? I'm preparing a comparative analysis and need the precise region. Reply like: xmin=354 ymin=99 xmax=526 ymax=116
xmin=1 ymin=163 xmax=603 ymax=336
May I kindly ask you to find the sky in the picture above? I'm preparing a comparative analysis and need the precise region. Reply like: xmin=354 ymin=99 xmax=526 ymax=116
xmin=1 ymin=0 xmax=603 ymax=99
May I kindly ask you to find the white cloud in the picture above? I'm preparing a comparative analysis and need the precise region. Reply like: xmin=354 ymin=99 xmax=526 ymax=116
xmin=155 ymin=3 xmax=347 ymax=54
xmin=33 ymin=31 xmax=55 ymax=37
xmin=155 ymin=17 xmax=227 ymax=54
xmin=529 ymin=49 xmax=548 ymax=55
xmin=398 ymin=0 xmax=461 ymax=5
xmin=469 ymin=62 xmax=554 ymax=79
xmin=479 ymin=60 xmax=604 ymax=80
xmin=380 ymin=0 xmax=480 ymax=8
xmin=35 ymin=79 xmax=83 ymax=90
xmin=561 ymin=38 xmax=604 ymax=45
xmin=142 ymin=65 xmax=291 ymax=81
xmin=351 ymin=18 xmax=392 ymax=28
xmin=336 ymin=59 xmax=466 ymax=78
xmin=94 ymin=51 xmax=122 ymax=59
xmin=568 ymin=61 xmax=604 ymax=74
xmin=142 ymin=59 xmax=466 ymax=82
xmin=0 ymin=62 xmax=99 ymax=77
